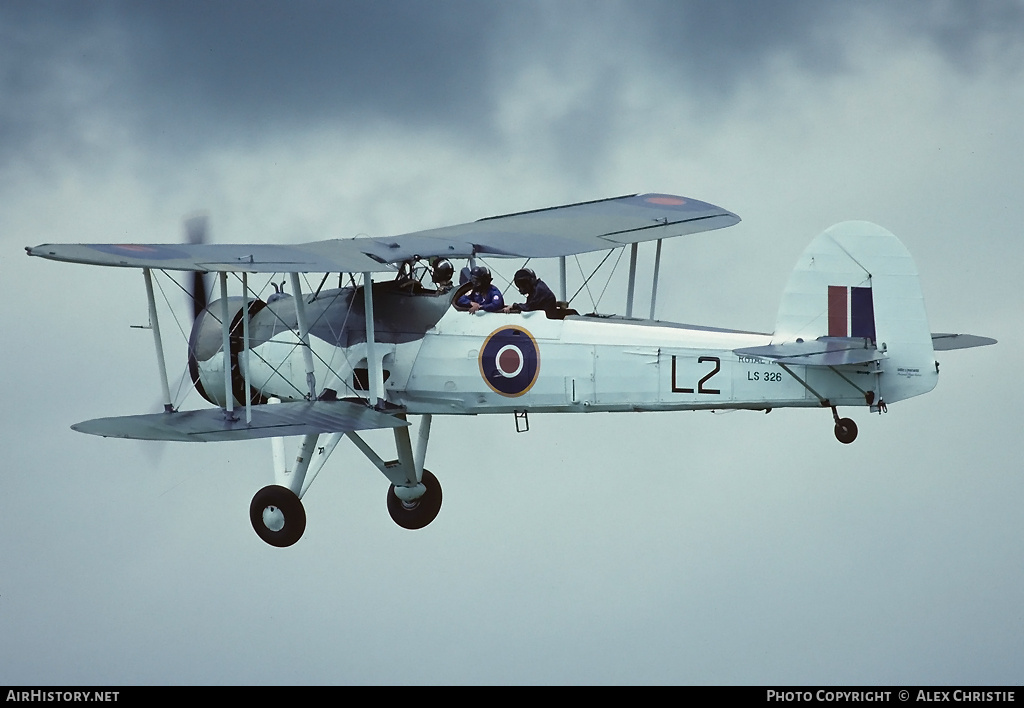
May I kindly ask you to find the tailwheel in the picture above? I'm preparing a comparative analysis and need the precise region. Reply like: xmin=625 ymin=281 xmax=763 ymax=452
xmin=834 ymin=417 xmax=858 ymax=444
xmin=250 ymin=485 xmax=306 ymax=547
xmin=387 ymin=469 xmax=442 ymax=530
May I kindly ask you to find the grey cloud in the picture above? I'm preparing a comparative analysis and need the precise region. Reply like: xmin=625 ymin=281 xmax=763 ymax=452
xmin=114 ymin=1 xmax=501 ymax=130
xmin=0 ymin=1 xmax=504 ymax=167
xmin=900 ymin=0 xmax=1024 ymax=71
xmin=5 ymin=0 xmax=1024 ymax=166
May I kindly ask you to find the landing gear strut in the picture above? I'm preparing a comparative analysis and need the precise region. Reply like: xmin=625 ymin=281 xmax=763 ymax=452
xmin=250 ymin=485 xmax=307 ymax=547
xmin=248 ymin=414 xmax=438 ymax=545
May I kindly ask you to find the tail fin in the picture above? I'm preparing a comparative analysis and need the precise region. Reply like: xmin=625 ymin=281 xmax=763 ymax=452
xmin=773 ymin=221 xmax=937 ymax=404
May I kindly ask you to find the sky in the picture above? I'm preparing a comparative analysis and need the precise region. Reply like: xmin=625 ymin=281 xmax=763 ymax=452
xmin=1 ymin=0 xmax=1022 ymax=686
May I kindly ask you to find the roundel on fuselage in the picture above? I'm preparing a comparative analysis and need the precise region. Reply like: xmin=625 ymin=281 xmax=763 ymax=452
xmin=479 ymin=325 xmax=540 ymax=397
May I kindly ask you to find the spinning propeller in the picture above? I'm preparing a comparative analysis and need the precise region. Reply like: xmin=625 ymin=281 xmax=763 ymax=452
xmin=138 ymin=213 xmax=211 ymax=469
xmin=184 ymin=214 xmax=209 ymax=320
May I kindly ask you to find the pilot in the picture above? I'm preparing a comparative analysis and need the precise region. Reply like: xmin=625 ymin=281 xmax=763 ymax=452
xmin=431 ymin=258 xmax=455 ymax=292
xmin=503 ymin=268 xmax=557 ymax=316
xmin=457 ymin=265 xmax=504 ymax=313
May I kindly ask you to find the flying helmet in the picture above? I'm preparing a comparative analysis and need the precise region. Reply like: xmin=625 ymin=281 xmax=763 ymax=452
xmin=431 ymin=258 xmax=454 ymax=285
xmin=469 ymin=265 xmax=492 ymax=290
xmin=513 ymin=267 xmax=538 ymax=294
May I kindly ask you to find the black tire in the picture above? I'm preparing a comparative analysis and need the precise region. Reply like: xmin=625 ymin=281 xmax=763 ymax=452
xmin=834 ymin=418 xmax=858 ymax=444
xmin=387 ymin=469 xmax=442 ymax=530
xmin=250 ymin=485 xmax=306 ymax=547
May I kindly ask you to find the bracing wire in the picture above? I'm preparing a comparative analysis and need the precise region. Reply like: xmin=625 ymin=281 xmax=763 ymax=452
xmin=593 ymin=247 xmax=627 ymax=311
xmin=568 ymin=247 xmax=622 ymax=310
xmin=155 ymin=268 xmax=355 ymax=406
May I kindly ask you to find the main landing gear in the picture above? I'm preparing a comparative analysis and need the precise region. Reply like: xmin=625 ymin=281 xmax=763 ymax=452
xmin=248 ymin=414 xmax=440 ymax=547
xmin=248 ymin=468 xmax=444 ymax=546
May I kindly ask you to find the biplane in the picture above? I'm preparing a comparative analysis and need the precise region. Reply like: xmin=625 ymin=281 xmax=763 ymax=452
xmin=26 ymin=193 xmax=995 ymax=546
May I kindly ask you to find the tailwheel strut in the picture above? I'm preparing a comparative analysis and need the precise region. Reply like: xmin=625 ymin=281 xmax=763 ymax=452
xmin=831 ymin=405 xmax=858 ymax=445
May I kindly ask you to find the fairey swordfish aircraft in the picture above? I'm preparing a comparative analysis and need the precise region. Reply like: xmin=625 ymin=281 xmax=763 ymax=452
xmin=26 ymin=193 xmax=995 ymax=546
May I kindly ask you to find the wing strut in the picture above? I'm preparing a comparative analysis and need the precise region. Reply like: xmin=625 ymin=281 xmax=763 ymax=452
xmin=558 ymin=256 xmax=567 ymax=302
xmin=625 ymin=243 xmax=639 ymax=317
xmin=289 ymin=272 xmax=318 ymax=400
xmin=622 ymin=239 xmax=664 ymax=319
xmin=241 ymin=272 xmax=252 ymax=424
xmin=219 ymin=272 xmax=235 ymax=420
xmin=650 ymin=239 xmax=663 ymax=320
xmin=142 ymin=268 xmax=174 ymax=413
xmin=363 ymin=271 xmax=385 ymax=407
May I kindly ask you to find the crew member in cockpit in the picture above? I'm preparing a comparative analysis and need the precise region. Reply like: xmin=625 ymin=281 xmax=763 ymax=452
xmin=457 ymin=266 xmax=504 ymax=313
xmin=503 ymin=268 xmax=556 ymax=316
xmin=431 ymin=258 xmax=455 ymax=293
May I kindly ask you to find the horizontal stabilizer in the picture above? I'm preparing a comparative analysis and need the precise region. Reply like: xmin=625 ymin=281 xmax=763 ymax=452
xmin=734 ymin=337 xmax=884 ymax=367
xmin=72 ymin=400 xmax=408 ymax=442
xmin=931 ymin=333 xmax=998 ymax=351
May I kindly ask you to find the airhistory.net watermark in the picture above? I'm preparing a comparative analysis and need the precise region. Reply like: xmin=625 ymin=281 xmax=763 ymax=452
xmin=6 ymin=692 xmax=118 ymax=703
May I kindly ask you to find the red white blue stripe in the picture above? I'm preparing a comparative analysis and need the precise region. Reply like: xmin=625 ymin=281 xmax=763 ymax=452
xmin=828 ymin=286 xmax=875 ymax=342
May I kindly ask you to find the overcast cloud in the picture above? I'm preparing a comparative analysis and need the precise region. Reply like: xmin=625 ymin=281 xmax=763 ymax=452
xmin=1 ymin=0 xmax=1021 ymax=685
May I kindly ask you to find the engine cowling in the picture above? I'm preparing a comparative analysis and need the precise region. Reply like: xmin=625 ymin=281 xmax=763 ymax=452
xmin=188 ymin=297 xmax=269 ymax=407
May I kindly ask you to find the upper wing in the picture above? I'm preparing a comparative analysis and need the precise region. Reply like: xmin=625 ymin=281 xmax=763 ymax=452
xmin=25 ymin=193 xmax=739 ymax=273
xmin=416 ymin=192 xmax=739 ymax=258
xmin=25 ymin=239 xmax=404 ymax=275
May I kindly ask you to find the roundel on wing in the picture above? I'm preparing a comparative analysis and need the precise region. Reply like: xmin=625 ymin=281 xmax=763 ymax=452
xmin=479 ymin=326 xmax=540 ymax=397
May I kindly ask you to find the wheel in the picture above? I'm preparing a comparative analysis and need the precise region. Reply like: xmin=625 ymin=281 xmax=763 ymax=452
xmin=834 ymin=417 xmax=858 ymax=444
xmin=249 ymin=485 xmax=306 ymax=547
xmin=387 ymin=469 xmax=442 ymax=530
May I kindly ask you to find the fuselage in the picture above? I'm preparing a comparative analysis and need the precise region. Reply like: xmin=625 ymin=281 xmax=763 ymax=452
xmin=191 ymin=281 xmax=932 ymax=417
